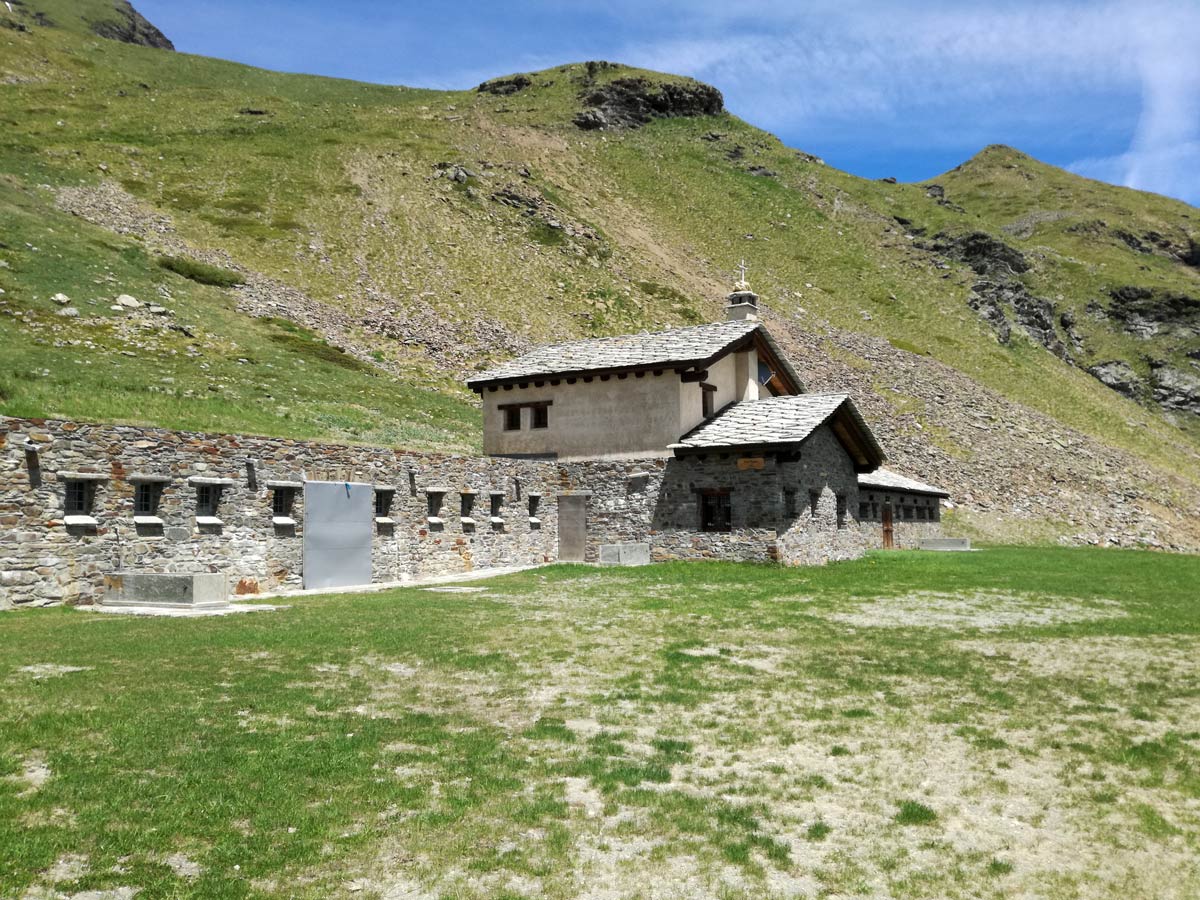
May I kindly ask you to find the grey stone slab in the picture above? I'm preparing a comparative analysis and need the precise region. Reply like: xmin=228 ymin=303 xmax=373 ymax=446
xmin=919 ymin=538 xmax=972 ymax=551
xmin=103 ymin=572 xmax=229 ymax=608
xmin=599 ymin=542 xmax=651 ymax=566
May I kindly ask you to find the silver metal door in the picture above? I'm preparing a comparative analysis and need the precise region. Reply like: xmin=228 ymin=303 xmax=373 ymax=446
xmin=303 ymin=481 xmax=373 ymax=589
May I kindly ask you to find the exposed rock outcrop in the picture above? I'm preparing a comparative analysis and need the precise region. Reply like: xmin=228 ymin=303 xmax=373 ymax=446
xmin=476 ymin=75 xmax=532 ymax=96
xmin=1105 ymin=286 xmax=1200 ymax=340
xmin=573 ymin=77 xmax=723 ymax=130
xmin=921 ymin=231 xmax=1078 ymax=358
xmin=927 ymin=231 xmax=1030 ymax=278
xmin=89 ymin=1 xmax=173 ymax=50
xmin=1150 ymin=362 xmax=1200 ymax=414
xmin=1087 ymin=361 xmax=1145 ymax=401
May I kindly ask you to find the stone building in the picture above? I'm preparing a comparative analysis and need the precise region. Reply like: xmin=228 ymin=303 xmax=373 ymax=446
xmin=470 ymin=287 xmax=947 ymax=566
xmin=466 ymin=291 xmax=804 ymax=460
xmin=0 ymin=286 xmax=950 ymax=609
xmin=856 ymin=468 xmax=950 ymax=549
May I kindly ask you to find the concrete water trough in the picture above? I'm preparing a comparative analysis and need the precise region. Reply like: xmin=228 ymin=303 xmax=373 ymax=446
xmin=102 ymin=572 xmax=230 ymax=609
xmin=918 ymin=538 xmax=973 ymax=552
xmin=599 ymin=542 xmax=652 ymax=566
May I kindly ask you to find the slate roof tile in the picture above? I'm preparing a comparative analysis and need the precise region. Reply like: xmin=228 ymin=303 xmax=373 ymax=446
xmin=857 ymin=468 xmax=949 ymax=497
xmin=674 ymin=394 xmax=882 ymax=460
xmin=468 ymin=320 xmax=775 ymax=386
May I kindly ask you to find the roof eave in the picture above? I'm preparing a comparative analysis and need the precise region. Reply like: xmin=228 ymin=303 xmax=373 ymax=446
xmin=466 ymin=358 xmax=714 ymax=392
xmin=858 ymin=480 xmax=950 ymax=498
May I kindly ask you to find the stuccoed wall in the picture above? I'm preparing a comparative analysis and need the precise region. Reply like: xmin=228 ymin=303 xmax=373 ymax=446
xmin=0 ymin=416 xmax=560 ymax=608
xmin=481 ymin=372 xmax=684 ymax=460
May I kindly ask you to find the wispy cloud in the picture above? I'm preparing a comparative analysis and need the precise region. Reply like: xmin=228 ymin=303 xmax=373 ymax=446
xmin=612 ymin=1 xmax=1199 ymax=202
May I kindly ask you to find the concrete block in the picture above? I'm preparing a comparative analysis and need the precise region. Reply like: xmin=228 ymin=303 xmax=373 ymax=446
xmin=919 ymin=538 xmax=972 ymax=552
xmin=599 ymin=543 xmax=651 ymax=566
xmin=103 ymin=572 xmax=229 ymax=608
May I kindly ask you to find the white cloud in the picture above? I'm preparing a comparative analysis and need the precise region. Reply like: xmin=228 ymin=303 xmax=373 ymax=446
xmin=615 ymin=0 xmax=1200 ymax=203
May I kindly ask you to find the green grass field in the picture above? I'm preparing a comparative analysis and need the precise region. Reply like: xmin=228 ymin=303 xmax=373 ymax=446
xmin=3 ymin=547 xmax=1198 ymax=899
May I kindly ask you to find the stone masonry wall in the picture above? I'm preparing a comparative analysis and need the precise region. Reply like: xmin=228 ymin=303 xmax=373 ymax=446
xmin=558 ymin=424 xmax=895 ymax=566
xmin=558 ymin=456 xmax=780 ymax=563
xmin=855 ymin=487 xmax=945 ymax=550
xmin=0 ymin=416 xmax=562 ymax=608
xmin=775 ymin=424 xmax=871 ymax=566
xmin=1 ymin=416 xmax=940 ymax=609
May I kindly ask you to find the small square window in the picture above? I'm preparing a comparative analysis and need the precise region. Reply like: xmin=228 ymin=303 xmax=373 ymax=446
xmin=65 ymin=480 xmax=96 ymax=515
xmin=135 ymin=483 xmax=163 ymax=516
xmin=700 ymin=490 xmax=731 ymax=533
xmin=528 ymin=495 xmax=540 ymax=517
xmin=858 ymin=502 xmax=870 ymax=520
xmin=461 ymin=493 xmax=475 ymax=519
xmin=272 ymin=487 xmax=297 ymax=518
xmin=503 ymin=406 xmax=521 ymax=431
xmin=196 ymin=484 xmax=222 ymax=517
xmin=531 ymin=404 xmax=549 ymax=429
xmin=490 ymin=493 xmax=503 ymax=518
xmin=701 ymin=385 xmax=716 ymax=418
xmin=375 ymin=489 xmax=394 ymax=518
xmin=904 ymin=505 xmax=915 ymax=520
xmin=427 ymin=491 xmax=444 ymax=518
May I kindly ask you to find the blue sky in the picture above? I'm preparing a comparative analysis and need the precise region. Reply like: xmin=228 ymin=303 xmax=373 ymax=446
xmin=137 ymin=0 xmax=1200 ymax=206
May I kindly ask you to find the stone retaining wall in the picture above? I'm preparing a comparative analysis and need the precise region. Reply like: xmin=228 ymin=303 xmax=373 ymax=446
xmin=0 ymin=416 xmax=561 ymax=608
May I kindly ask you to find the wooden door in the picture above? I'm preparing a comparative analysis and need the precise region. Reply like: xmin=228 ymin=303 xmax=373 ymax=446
xmin=558 ymin=494 xmax=587 ymax=562
xmin=882 ymin=504 xmax=894 ymax=550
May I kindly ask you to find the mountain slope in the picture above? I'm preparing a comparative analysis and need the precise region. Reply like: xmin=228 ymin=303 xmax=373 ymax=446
xmin=0 ymin=5 xmax=1198 ymax=547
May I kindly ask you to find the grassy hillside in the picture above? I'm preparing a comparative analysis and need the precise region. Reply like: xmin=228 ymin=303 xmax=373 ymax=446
xmin=1 ymin=5 xmax=1198 ymax=540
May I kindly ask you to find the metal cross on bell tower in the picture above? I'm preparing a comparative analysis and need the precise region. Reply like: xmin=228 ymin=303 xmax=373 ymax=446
xmin=735 ymin=258 xmax=749 ymax=289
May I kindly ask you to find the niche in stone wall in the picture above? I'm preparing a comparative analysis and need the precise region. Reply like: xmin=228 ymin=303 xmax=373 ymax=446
xmin=528 ymin=493 xmax=541 ymax=529
xmin=268 ymin=481 xmax=301 ymax=536
xmin=426 ymin=488 xmax=446 ymax=531
xmin=461 ymin=491 xmax=476 ymax=533
xmin=375 ymin=485 xmax=396 ymax=535
xmin=489 ymin=491 xmax=505 ymax=531
xmin=129 ymin=473 xmax=170 ymax=536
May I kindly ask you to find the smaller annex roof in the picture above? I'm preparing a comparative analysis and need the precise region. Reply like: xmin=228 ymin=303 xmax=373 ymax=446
xmin=858 ymin=468 xmax=949 ymax=498
xmin=466 ymin=319 xmax=803 ymax=393
xmin=672 ymin=394 xmax=886 ymax=470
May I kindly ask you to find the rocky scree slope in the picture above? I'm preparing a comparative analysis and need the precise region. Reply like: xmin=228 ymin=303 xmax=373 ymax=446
xmin=0 ymin=4 xmax=1198 ymax=547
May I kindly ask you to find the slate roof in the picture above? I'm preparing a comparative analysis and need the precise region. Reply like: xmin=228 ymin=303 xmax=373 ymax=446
xmin=467 ymin=320 xmax=802 ymax=389
xmin=858 ymin=468 xmax=949 ymax=497
xmin=673 ymin=394 xmax=884 ymax=463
